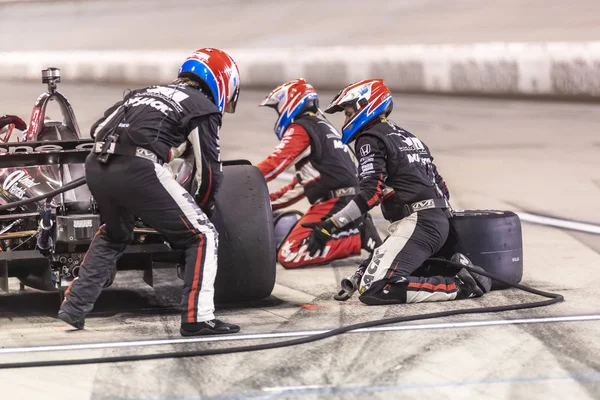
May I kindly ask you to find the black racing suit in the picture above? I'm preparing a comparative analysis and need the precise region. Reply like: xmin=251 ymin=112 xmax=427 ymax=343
xmin=331 ymin=118 xmax=461 ymax=305
xmin=60 ymin=84 xmax=223 ymax=324
xmin=292 ymin=115 xmax=359 ymax=203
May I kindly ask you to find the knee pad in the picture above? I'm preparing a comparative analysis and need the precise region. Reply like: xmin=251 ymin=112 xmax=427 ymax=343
xmin=358 ymin=278 xmax=408 ymax=305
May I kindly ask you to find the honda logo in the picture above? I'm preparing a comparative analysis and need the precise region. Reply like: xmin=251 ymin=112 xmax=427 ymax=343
xmin=360 ymin=144 xmax=371 ymax=157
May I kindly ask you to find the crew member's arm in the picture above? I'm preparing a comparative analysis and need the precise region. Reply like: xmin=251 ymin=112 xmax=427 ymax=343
xmin=187 ymin=113 xmax=223 ymax=213
xmin=90 ymin=100 xmax=124 ymax=139
xmin=431 ymin=162 xmax=450 ymax=200
xmin=423 ymin=143 xmax=450 ymax=200
xmin=302 ymin=135 xmax=387 ymax=257
xmin=256 ymin=124 xmax=311 ymax=182
xmin=329 ymin=135 xmax=388 ymax=228
xmin=269 ymin=176 xmax=306 ymax=210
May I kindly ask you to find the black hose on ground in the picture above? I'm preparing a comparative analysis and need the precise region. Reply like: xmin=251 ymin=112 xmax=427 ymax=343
xmin=0 ymin=176 xmax=88 ymax=212
xmin=0 ymin=259 xmax=563 ymax=369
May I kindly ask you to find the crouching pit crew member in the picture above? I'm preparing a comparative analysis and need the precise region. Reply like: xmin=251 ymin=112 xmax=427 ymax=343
xmin=58 ymin=48 xmax=241 ymax=336
xmin=257 ymin=78 xmax=381 ymax=268
xmin=304 ymin=79 xmax=492 ymax=305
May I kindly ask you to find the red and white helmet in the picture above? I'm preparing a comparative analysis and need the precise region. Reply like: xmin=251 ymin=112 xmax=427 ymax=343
xmin=259 ymin=78 xmax=319 ymax=140
xmin=325 ymin=79 xmax=393 ymax=144
xmin=178 ymin=48 xmax=241 ymax=114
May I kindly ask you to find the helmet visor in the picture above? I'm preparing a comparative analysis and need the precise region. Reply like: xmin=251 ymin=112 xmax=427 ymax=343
xmin=225 ymin=85 xmax=240 ymax=114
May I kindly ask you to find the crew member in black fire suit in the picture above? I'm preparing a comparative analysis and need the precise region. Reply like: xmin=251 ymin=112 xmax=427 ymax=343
xmin=58 ymin=48 xmax=242 ymax=336
xmin=304 ymin=79 xmax=492 ymax=305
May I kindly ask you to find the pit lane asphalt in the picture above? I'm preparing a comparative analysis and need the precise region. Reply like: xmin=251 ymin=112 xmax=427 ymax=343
xmin=1 ymin=82 xmax=600 ymax=400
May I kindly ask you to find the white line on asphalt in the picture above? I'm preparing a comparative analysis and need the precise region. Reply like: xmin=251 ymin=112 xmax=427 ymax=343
xmin=1 ymin=314 xmax=599 ymax=355
xmin=262 ymin=385 xmax=334 ymax=392
xmin=516 ymin=212 xmax=600 ymax=234
xmin=275 ymin=173 xmax=600 ymax=235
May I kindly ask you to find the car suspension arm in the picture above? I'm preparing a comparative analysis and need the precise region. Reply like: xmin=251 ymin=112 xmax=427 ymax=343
xmin=0 ymin=176 xmax=87 ymax=212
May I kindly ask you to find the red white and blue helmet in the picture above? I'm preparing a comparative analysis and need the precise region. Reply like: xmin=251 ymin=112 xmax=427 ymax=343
xmin=259 ymin=78 xmax=319 ymax=140
xmin=325 ymin=79 xmax=393 ymax=144
xmin=178 ymin=48 xmax=241 ymax=114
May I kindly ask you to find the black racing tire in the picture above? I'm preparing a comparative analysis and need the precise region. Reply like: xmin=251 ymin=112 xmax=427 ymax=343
xmin=16 ymin=265 xmax=56 ymax=292
xmin=211 ymin=164 xmax=277 ymax=303
xmin=58 ymin=287 xmax=66 ymax=305
xmin=437 ymin=210 xmax=523 ymax=290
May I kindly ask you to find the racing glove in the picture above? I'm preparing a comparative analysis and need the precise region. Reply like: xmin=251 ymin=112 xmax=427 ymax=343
xmin=0 ymin=115 xmax=27 ymax=131
xmin=301 ymin=218 xmax=337 ymax=257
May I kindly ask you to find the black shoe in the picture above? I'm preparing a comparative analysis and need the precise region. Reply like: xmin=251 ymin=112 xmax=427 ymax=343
xmin=360 ymin=213 xmax=382 ymax=253
xmin=58 ymin=310 xmax=85 ymax=330
xmin=451 ymin=253 xmax=492 ymax=298
xmin=180 ymin=319 xmax=240 ymax=337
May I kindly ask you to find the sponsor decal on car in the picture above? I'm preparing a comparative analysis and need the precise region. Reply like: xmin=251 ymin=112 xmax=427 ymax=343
xmin=0 ymin=141 xmax=94 ymax=154
xmin=2 ymin=170 xmax=40 ymax=199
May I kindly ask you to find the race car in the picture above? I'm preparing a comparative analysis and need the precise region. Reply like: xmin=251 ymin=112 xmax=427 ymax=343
xmin=0 ymin=68 xmax=277 ymax=303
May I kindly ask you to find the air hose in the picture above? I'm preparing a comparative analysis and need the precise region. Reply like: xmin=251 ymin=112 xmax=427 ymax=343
xmin=0 ymin=176 xmax=88 ymax=212
xmin=0 ymin=259 xmax=563 ymax=369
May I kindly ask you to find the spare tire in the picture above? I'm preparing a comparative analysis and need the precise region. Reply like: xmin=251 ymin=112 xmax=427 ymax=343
xmin=211 ymin=163 xmax=277 ymax=302
xmin=436 ymin=210 xmax=523 ymax=290
xmin=273 ymin=210 xmax=303 ymax=252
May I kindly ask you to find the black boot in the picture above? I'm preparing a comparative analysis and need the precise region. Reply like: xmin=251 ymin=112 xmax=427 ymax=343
xmin=359 ymin=213 xmax=382 ymax=253
xmin=58 ymin=310 xmax=85 ymax=330
xmin=451 ymin=253 xmax=492 ymax=299
xmin=180 ymin=319 xmax=240 ymax=337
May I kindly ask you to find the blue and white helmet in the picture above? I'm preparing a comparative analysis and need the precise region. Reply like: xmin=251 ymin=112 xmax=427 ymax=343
xmin=325 ymin=79 xmax=393 ymax=144
xmin=259 ymin=78 xmax=319 ymax=140
xmin=178 ymin=48 xmax=241 ymax=113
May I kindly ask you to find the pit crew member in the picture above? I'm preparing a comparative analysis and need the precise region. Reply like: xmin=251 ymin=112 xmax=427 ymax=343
xmin=304 ymin=79 xmax=492 ymax=304
xmin=58 ymin=48 xmax=241 ymax=336
xmin=257 ymin=78 xmax=381 ymax=268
